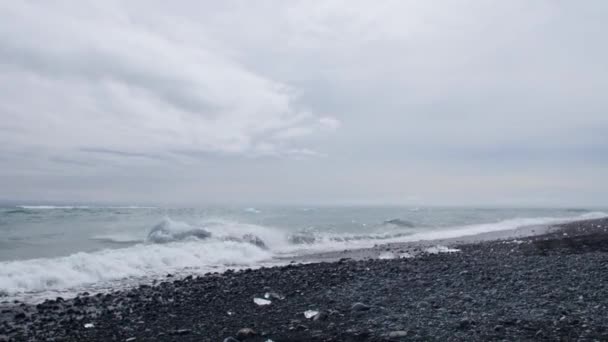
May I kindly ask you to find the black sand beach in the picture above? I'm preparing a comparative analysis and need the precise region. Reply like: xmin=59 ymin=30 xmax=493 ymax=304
xmin=2 ymin=218 xmax=608 ymax=341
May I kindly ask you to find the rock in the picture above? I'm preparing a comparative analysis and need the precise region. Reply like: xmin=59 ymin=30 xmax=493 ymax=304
xmin=458 ymin=318 xmax=475 ymax=330
xmin=236 ymin=327 xmax=257 ymax=340
xmin=174 ymin=328 xmax=191 ymax=335
xmin=125 ymin=338 xmax=136 ymax=342
xmin=351 ymin=302 xmax=371 ymax=311
xmin=313 ymin=311 xmax=328 ymax=321
xmin=14 ymin=312 xmax=26 ymax=320
xmin=223 ymin=338 xmax=239 ymax=342
xmin=494 ymin=325 xmax=505 ymax=333
xmin=387 ymin=330 xmax=409 ymax=338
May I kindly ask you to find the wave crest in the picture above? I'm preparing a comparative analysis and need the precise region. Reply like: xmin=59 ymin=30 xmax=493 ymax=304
xmin=146 ymin=218 xmax=211 ymax=243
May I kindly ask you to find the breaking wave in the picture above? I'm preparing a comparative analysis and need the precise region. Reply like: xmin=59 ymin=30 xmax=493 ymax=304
xmin=1 ymin=211 xmax=606 ymax=298
xmin=146 ymin=218 xmax=212 ymax=243
xmin=16 ymin=205 xmax=156 ymax=210
xmin=382 ymin=218 xmax=416 ymax=227
xmin=0 ymin=231 xmax=273 ymax=296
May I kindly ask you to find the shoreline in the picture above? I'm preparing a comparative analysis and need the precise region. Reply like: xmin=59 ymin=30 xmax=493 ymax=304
xmin=294 ymin=221 xmax=555 ymax=263
xmin=1 ymin=217 xmax=608 ymax=341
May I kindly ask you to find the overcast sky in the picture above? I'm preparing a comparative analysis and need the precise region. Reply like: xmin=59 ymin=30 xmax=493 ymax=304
xmin=1 ymin=1 xmax=607 ymax=206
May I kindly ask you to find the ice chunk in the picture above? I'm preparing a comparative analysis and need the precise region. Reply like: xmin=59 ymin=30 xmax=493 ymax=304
xmin=425 ymin=245 xmax=460 ymax=254
xmin=378 ymin=252 xmax=396 ymax=260
xmin=304 ymin=310 xmax=319 ymax=319
xmin=264 ymin=291 xmax=285 ymax=300
xmin=84 ymin=323 xmax=94 ymax=328
xmin=253 ymin=297 xmax=271 ymax=306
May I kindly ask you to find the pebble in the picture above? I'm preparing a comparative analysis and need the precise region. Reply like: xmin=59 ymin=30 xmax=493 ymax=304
xmin=387 ymin=330 xmax=409 ymax=337
xmin=1 ymin=218 xmax=607 ymax=341
xmin=236 ymin=327 xmax=257 ymax=340
xmin=351 ymin=302 xmax=371 ymax=311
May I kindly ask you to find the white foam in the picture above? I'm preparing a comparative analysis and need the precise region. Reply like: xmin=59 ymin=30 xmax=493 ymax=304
xmin=0 ymin=239 xmax=271 ymax=295
xmin=404 ymin=211 xmax=608 ymax=243
xmin=18 ymin=205 xmax=91 ymax=210
xmin=2 ymin=211 xmax=605 ymax=299
xmin=276 ymin=211 xmax=608 ymax=255
xmin=200 ymin=218 xmax=289 ymax=251
xmin=17 ymin=205 xmax=156 ymax=210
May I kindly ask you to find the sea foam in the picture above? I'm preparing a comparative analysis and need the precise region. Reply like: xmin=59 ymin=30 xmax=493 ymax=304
xmin=0 ymin=237 xmax=271 ymax=296
xmin=1 ymin=211 xmax=605 ymax=300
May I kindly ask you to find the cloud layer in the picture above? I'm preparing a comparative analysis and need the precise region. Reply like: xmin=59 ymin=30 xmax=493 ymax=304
xmin=1 ymin=0 xmax=607 ymax=205
xmin=0 ymin=1 xmax=338 ymax=161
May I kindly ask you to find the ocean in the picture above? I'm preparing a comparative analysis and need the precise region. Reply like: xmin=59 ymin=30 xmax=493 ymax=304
xmin=0 ymin=205 xmax=606 ymax=303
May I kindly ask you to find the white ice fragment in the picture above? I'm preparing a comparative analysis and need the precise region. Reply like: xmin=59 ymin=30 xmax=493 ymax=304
xmin=399 ymin=252 xmax=413 ymax=259
xmin=253 ymin=297 xmax=271 ymax=306
xmin=84 ymin=323 xmax=94 ymax=329
xmin=304 ymin=310 xmax=319 ymax=319
xmin=378 ymin=252 xmax=396 ymax=260
xmin=425 ymin=245 xmax=460 ymax=254
xmin=227 ymin=311 xmax=234 ymax=316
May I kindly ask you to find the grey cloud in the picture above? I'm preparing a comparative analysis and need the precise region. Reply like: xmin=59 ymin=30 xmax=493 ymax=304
xmin=0 ymin=0 xmax=606 ymax=206
xmin=79 ymin=148 xmax=165 ymax=160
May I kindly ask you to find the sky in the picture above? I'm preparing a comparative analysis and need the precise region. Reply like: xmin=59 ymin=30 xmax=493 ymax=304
xmin=0 ymin=0 xmax=607 ymax=207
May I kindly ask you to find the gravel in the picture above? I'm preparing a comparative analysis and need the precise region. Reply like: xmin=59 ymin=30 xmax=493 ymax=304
xmin=2 ymin=218 xmax=608 ymax=341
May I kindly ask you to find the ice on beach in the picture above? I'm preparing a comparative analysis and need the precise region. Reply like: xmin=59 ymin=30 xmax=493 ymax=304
xmin=509 ymin=239 xmax=525 ymax=244
xmin=304 ymin=310 xmax=319 ymax=319
xmin=378 ymin=252 xmax=396 ymax=260
xmin=400 ymin=252 xmax=413 ymax=258
xmin=253 ymin=297 xmax=271 ymax=306
xmin=84 ymin=323 xmax=94 ymax=328
xmin=425 ymin=245 xmax=460 ymax=254
xmin=264 ymin=291 xmax=285 ymax=300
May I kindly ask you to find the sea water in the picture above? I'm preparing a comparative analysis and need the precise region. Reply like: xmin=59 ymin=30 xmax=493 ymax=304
xmin=0 ymin=205 xmax=605 ymax=302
